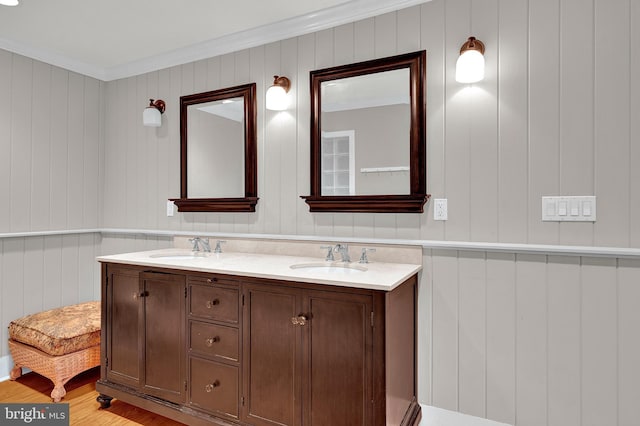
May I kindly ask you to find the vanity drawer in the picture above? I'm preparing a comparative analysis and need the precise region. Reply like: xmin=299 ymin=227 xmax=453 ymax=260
xmin=189 ymin=357 xmax=239 ymax=419
xmin=190 ymin=321 xmax=239 ymax=362
xmin=190 ymin=284 xmax=239 ymax=324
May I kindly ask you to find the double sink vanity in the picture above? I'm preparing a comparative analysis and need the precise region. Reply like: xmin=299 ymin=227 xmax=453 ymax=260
xmin=95 ymin=238 xmax=422 ymax=426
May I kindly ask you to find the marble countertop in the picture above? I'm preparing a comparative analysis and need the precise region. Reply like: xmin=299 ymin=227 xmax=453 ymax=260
xmin=97 ymin=248 xmax=421 ymax=291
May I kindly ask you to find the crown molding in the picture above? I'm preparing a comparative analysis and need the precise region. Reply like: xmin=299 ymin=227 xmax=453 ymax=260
xmin=0 ymin=0 xmax=431 ymax=82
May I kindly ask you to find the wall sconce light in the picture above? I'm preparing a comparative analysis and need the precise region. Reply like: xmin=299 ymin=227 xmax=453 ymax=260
xmin=0 ymin=0 xmax=19 ymax=6
xmin=143 ymin=99 xmax=165 ymax=127
xmin=266 ymin=76 xmax=291 ymax=111
xmin=455 ymin=36 xmax=485 ymax=83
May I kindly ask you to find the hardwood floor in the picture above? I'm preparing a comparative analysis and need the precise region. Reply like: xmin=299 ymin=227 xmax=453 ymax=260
xmin=0 ymin=368 xmax=184 ymax=425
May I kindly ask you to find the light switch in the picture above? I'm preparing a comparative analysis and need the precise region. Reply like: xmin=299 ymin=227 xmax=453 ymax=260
xmin=541 ymin=196 xmax=596 ymax=222
xmin=558 ymin=201 xmax=568 ymax=216
xmin=570 ymin=200 xmax=579 ymax=216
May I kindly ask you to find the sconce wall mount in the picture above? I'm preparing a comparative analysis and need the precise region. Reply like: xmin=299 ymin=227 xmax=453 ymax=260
xmin=143 ymin=98 xmax=166 ymax=127
xmin=266 ymin=75 xmax=291 ymax=111
xmin=455 ymin=36 xmax=485 ymax=83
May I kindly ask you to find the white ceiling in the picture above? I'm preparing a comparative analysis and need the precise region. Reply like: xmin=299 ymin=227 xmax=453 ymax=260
xmin=0 ymin=0 xmax=429 ymax=81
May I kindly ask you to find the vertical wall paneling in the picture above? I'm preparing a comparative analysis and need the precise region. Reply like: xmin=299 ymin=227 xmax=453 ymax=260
xmin=527 ymin=0 xmax=560 ymax=245
xmin=515 ymin=254 xmax=547 ymax=426
xmin=457 ymin=251 xmax=486 ymax=417
xmin=468 ymin=0 xmax=499 ymax=243
xmin=497 ymin=0 xmax=528 ymax=243
xmin=31 ymin=62 xmax=52 ymax=231
xmin=581 ymin=257 xmax=617 ymax=426
xmin=617 ymin=259 xmax=640 ymax=425
xmin=23 ymin=237 xmax=45 ymax=316
xmin=558 ymin=0 xmax=594 ymax=246
xmin=485 ymin=252 xmax=516 ymax=424
xmin=444 ymin=0 xmax=472 ymax=241
xmin=0 ymin=50 xmax=12 ymax=231
xmin=10 ymin=55 xmax=32 ymax=232
xmin=67 ymin=73 xmax=85 ymax=229
xmin=50 ymin=67 xmax=69 ymax=229
xmin=295 ymin=35 xmax=315 ymax=237
xmin=1 ymin=239 xmax=25 ymax=355
xmin=546 ymin=256 xmax=580 ymax=426
xmin=420 ymin=0 xmax=445 ymax=240
xmin=279 ymin=38 xmax=300 ymax=236
xmin=431 ymin=249 xmax=459 ymax=411
xmin=631 ymin=0 xmax=640 ymax=247
xmin=593 ymin=0 xmax=630 ymax=246
xmin=83 ymin=78 xmax=101 ymax=229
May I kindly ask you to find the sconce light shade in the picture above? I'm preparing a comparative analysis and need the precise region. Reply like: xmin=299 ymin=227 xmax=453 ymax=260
xmin=266 ymin=75 xmax=291 ymax=111
xmin=143 ymin=99 xmax=165 ymax=127
xmin=0 ymin=0 xmax=19 ymax=6
xmin=455 ymin=37 xmax=485 ymax=83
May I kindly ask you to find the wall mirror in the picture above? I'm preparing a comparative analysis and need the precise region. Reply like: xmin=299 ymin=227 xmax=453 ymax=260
xmin=172 ymin=83 xmax=258 ymax=212
xmin=301 ymin=50 xmax=429 ymax=213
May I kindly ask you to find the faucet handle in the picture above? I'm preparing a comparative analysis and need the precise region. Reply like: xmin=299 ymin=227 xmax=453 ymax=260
xmin=214 ymin=240 xmax=227 ymax=253
xmin=320 ymin=246 xmax=335 ymax=261
xmin=359 ymin=248 xmax=376 ymax=264
xmin=189 ymin=237 xmax=201 ymax=252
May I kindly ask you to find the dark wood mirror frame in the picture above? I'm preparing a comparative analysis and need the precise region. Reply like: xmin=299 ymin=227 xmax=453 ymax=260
xmin=301 ymin=50 xmax=429 ymax=213
xmin=172 ymin=83 xmax=258 ymax=212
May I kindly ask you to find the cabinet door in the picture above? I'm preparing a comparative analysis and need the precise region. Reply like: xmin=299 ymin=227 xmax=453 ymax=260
xmin=304 ymin=290 xmax=373 ymax=426
xmin=140 ymin=271 xmax=186 ymax=404
xmin=105 ymin=267 xmax=142 ymax=389
xmin=242 ymin=284 xmax=302 ymax=426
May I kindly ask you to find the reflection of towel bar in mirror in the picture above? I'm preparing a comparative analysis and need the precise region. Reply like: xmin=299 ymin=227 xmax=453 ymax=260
xmin=360 ymin=166 xmax=409 ymax=173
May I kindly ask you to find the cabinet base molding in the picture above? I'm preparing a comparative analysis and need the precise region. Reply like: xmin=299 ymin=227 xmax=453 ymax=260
xmin=96 ymin=380 xmax=237 ymax=426
xmin=401 ymin=397 xmax=422 ymax=426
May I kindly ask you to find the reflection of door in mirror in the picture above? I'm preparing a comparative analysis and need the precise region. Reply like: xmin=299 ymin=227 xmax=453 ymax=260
xmin=321 ymin=130 xmax=355 ymax=195
xmin=320 ymin=69 xmax=410 ymax=196
xmin=187 ymin=98 xmax=245 ymax=198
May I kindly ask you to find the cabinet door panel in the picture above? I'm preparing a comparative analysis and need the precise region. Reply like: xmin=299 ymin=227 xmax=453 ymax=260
xmin=106 ymin=268 xmax=141 ymax=389
xmin=141 ymin=272 xmax=186 ymax=404
xmin=306 ymin=291 xmax=373 ymax=426
xmin=243 ymin=285 xmax=302 ymax=426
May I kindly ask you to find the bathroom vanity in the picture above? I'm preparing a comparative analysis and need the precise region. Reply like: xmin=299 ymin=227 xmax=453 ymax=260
xmin=95 ymin=245 xmax=422 ymax=426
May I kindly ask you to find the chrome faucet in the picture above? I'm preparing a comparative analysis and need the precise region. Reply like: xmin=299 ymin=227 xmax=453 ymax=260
xmin=214 ymin=240 xmax=226 ymax=253
xmin=320 ymin=245 xmax=335 ymax=261
xmin=189 ymin=237 xmax=211 ymax=252
xmin=359 ymin=248 xmax=376 ymax=264
xmin=333 ymin=244 xmax=351 ymax=263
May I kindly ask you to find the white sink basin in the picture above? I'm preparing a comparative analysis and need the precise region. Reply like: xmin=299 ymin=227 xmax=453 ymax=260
xmin=149 ymin=253 xmax=209 ymax=260
xmin=289 ymin=262 xmax=367 ymax=273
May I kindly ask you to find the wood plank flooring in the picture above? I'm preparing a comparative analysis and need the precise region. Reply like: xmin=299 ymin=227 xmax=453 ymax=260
xmin=0 ymin=367 xmax=184 ymax=425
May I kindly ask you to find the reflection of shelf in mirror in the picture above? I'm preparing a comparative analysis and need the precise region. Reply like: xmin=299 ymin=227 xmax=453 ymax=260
xmin=360 ymin=166 xmax=410 ymax=173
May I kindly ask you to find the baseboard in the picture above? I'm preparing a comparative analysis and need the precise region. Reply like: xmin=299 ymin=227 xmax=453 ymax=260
xmin=419 ymin=405 xmax=512 ymax=426
xmin=0 ymin=354 xmax=12 ymax=381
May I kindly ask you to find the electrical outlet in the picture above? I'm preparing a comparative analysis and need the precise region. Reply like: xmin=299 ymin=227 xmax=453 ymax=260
xmin=434 ymin=198 xmax=448 ymax=220
xmin=166 ymin=200 xmax=175 ymax=217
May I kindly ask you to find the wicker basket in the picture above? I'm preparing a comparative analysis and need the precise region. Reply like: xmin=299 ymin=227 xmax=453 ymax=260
xmin=9 ymin=339 xmax=101 ymax=402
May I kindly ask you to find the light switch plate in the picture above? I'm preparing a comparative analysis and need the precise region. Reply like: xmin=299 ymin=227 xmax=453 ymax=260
xmin=434 ymin=199 xmax=448 ymax=221
xmin=542 ymin=196 xmax=596 ymax=222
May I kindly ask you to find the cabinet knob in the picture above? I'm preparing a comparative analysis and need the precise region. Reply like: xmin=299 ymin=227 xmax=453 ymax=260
xmin=132 ymin=292 xmax=146 ymax=300
xmin=205 ymin=336 xmax=220 ymax=347
xmin=205 ymin=380 xmax=220 ymax=392
xmin=206 ymin=277 xmax=218 ymax=283
xmin=205 ymin=299 xmax=220 ymax=309
xmin=291 ymin=315 xmax=308 ymax=326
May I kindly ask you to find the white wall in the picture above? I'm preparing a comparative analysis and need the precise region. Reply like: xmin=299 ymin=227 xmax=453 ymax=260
xmin=1 ymin=0 xmax=640 ymax=425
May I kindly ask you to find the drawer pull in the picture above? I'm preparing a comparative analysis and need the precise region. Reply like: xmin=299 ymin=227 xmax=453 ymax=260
xmin=291 ymin=315 xmax=308 ymax=326
xmin=206 ymin=277 xmax=218 ymax=283
xmin=205 ymin=380 xmax=220 ymax=392
xmin=205 ymin=299 xmax=220 ymax=309
xmin=205 ymin=336 xmax=220 ymax=347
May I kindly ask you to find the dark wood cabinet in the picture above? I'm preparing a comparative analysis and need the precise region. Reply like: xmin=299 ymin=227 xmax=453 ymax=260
xmin=242 ymin=284 xmax=373 ymax=426
xmin=97 ymin=262 xmax=420 ymax=426
xmin=101 ymin=266 xmax=186 ymax=405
